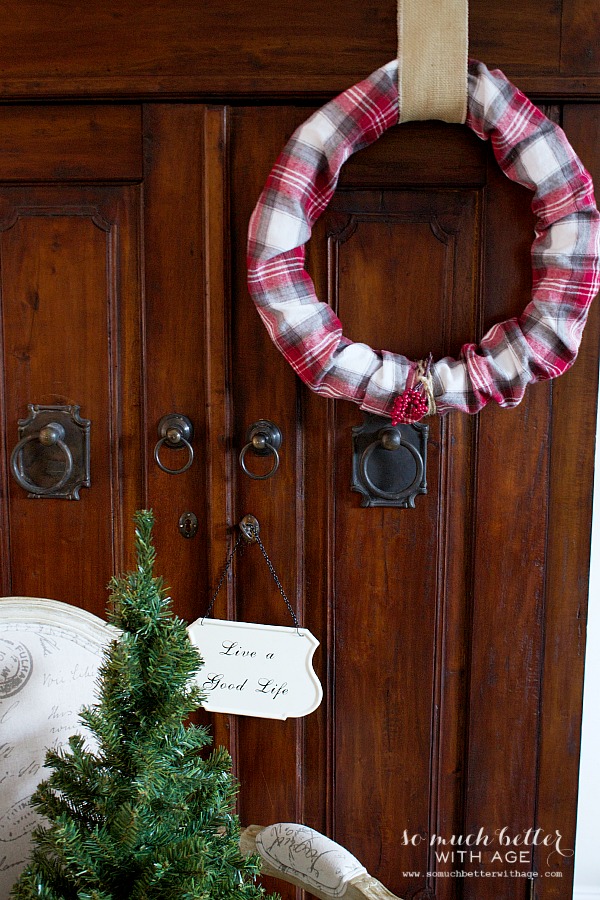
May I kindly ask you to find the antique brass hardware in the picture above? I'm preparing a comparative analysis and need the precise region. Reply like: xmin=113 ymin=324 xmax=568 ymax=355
xmin=239 ymin=420 xmax=282 ymax=480
xmin=239 ymin=514 xmax=260 ymax=542
xmin=154 ymin=413 xmax=194 ymax=475
xmin=10 ymin=404 xmax=91 ymax=500
xmin=178 ymin=511 xmax=199 ymax=539
xmin=351 ymin=413 xmax=428 ymax=508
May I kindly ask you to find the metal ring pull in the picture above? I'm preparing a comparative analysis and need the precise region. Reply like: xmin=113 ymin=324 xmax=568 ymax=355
xmin=359 ymin=426 xmax=423 ymax=501
xmin=10 ymin=422 xmax=74 ymax=495
xmin=239 ymin=419 xmax=282 ymax=480
xmin=154 ymin=414 xmax=194 ymax=475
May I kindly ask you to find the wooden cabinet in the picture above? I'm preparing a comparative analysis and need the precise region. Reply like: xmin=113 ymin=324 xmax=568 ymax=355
xmin=0 ymin=4 xmax=599 ymax=898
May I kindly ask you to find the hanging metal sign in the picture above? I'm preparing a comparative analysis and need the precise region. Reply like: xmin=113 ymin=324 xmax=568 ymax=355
xmin=188 ymin=618 xmax=322 ymax=720
xmin=190 ymin=514 xmax=322 ymax=721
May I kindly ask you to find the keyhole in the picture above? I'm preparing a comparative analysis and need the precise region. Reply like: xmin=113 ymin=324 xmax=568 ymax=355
xmin=178 ymin=511 xmax=198 ymax=539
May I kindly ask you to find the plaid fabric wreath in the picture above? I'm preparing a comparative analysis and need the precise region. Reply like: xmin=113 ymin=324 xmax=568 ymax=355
xmin=247 ymin=60 xmax=600 ymax=419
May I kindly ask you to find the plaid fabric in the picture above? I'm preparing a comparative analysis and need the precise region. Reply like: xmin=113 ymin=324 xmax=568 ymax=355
xmin=247 ymin=60 xmax=600 ymax=417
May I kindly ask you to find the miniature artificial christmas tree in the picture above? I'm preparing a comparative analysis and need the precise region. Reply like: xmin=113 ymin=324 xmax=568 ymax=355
xmin=12 ymin=510 xmax=278 ymax=900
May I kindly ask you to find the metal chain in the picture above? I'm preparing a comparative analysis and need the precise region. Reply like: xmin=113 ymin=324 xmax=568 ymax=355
xmin=203 ymin=523 xmax=300 ymax=632
xmin=202 ymin=531 xmax=244 ymax=622
xmin=248 ymin=524 xmax=300 ymax=632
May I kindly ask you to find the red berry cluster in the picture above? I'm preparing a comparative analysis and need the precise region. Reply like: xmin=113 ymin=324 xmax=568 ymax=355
xmin=391 ymin=388 xmax=428 ymax=425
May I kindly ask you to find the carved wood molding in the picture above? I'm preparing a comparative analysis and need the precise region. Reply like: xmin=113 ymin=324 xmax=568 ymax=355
xmin=0 ymin=75 xmax=597 ymax=103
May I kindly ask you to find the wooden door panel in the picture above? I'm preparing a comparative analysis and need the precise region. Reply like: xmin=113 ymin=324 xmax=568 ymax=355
xmin=230 ymin=111 xmax=483 ymax=895
xmin=533 ymin=106 xmax=600 ymax=899
xmin=228 ymin=108 xmax=311 ymax=868
xmin=0 ymin=104 xmax=224 ymax=623
xmin=321 ymin=188 xmax=481 ymax=896
xmin=142 ymin=104 xmax=211 ymax=623
xmin=0 ymin=87 xmax=596 ymax=900
xmin=464 ymin=388 xmax=551 ymax=886
xmin=0 ymin=185 xmax=143 ymax=612
xmin=328 ymin=192 xmax=479 ymax=352
xmin=0 ymin=106 xmax=142 ymax=182
xmin=229 ymin=102 xmax=598 ymax=899
xmin=562 ymin=0 xmax=600 ymax=73
xmin=336 ymin=123 xmax=486 ymax=188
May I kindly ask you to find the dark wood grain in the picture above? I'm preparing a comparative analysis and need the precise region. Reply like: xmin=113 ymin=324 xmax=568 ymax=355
xmin=1 ymin=185 xmax=142 ymax=614
xmin=200 ymin=106 xmax=238 ymax=758
xmin=0 ymin=7 xmax=599 ymax=900
xmin=229 ymin=110 xmax=309 ymax=873
xmin=0 ymin=0 xmax=575 ymax=100
xmin=142 ymin=104 xmax=209 ymax=623
xmin=320 ymin=182 xmax=479 ymax=898
xmin=0 ymin=106 xmax=142 ymax=181
xmin=337 ymin=123 xmax=486 ymax=189
xmin=562 ymin=0 xmax=600 ymax=74
xmin=533 ymin=105 xmax=600 ymax=900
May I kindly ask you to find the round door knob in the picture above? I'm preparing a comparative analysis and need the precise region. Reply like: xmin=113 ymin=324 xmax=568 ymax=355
xmin=39 ymin=423 xmax=65 ymax=446
xmin=380 ymin=428 xmax=402 ymax=451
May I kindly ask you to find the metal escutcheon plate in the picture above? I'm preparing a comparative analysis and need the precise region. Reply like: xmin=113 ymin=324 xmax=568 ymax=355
xmin=178 ymin=511 xmax=199 ymax=539
xmin=351 ymin=413 xmax=428 ymax=508
xmin=10 ymin=404 xmax=91 ymax=500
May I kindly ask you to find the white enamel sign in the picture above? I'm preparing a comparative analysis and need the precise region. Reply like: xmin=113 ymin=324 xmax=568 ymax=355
xmin=188 ymin=618 xmax=322 ymax=720
xmin=0 ymin=597 xmax=115 ymax=896
xmin=256 ymin=823 xmax=367 ymax=897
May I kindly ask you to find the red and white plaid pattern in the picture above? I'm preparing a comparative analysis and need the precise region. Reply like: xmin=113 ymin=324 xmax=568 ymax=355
xmin=247 ymin=60 xmax=600 ymax=417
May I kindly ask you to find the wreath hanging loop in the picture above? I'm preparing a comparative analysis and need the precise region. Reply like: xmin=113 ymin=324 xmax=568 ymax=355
xmin=247 ymin=59 xmax=600 ymax=422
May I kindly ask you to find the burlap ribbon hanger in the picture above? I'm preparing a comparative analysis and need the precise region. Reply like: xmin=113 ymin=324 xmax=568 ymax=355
xmin=397 ymin=0 xmax=468 ymax=123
